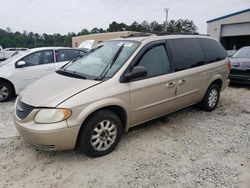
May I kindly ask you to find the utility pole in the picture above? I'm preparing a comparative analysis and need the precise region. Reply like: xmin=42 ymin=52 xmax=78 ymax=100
xmin=164 ymin=8 xmax=169 ymax=33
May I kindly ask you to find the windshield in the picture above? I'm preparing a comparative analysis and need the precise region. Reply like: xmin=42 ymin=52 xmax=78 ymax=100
xmin=0 ymin=51 xmax=28 ymax=66
xmin=58 ymin=40 xmax=140 ymax=80
xmin=232 ymin=48 xmax=250 ymax=58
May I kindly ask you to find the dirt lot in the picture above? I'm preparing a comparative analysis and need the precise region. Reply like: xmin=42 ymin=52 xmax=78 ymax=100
xmin=0 ymin=85 xmax=250 ymax=188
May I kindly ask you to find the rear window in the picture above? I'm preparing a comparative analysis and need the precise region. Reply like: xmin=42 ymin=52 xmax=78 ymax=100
xmin=167 ymin=38 xmax=205 ymax=71
xmin=199 ymin=38 xmax=227 ymax=63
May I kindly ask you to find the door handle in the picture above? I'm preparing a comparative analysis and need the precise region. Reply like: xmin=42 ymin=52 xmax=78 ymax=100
xmin=178 ymin=79 xmax=187 ymax=85
xmin=165 ymin=82 xmax=176 ymax=88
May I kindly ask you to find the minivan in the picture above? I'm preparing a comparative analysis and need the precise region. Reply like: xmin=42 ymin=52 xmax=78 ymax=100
xmin=14 ymin=35 xmax=230 ymax=157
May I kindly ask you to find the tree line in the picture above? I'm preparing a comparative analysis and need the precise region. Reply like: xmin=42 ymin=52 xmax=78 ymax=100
xmin=0 ymin=19 xmax=197 ymax=48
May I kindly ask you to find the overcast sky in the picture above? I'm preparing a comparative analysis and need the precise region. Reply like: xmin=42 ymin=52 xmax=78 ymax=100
xmin=0 ymin=0 xmax=249 ymax=35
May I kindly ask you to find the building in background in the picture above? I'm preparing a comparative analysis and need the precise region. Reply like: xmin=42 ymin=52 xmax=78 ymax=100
xmin=207 ymin=8 xmax=250 ymax=52
xmin=72 ymin=31 xmax=140 ymax=49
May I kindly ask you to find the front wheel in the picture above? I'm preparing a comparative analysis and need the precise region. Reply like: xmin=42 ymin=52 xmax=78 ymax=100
xmin=200 ymin=84 xmax=220 ymax=112
xmin=77 ymin=110 xmax=123 ymax=157
xmin=0 ymin=82 xmax=14 ymax=102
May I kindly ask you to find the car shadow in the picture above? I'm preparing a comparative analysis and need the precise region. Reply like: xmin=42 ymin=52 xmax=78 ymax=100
xmin=127 ymin=105 xmax=197 ymax=133
xmin=229 ymin=83 xmax=250 ymax=90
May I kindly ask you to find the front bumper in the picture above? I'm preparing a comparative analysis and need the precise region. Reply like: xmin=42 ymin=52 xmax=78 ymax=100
xmin=14 ymin=119 xmax=80 ymax=151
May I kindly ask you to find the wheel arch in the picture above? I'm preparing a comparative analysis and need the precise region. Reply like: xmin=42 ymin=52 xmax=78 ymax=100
xmin=201 ymin=77 xmax=223 ymax=102
xmin=207 ymin=73 xmax=224 ymax=91
xmin=210 ymin=79 xmax=222 ymax=90
xmin=83 ymin=105 xmax=127 ymax=130
xmin=0 ymin=77 xmax=16 ymax=95
xmin=75 ymin=104 xmax=128 ymax=149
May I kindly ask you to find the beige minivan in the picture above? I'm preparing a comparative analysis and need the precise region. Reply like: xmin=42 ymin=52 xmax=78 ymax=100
xmin=14 ymin=34 xmax=230 ymax=157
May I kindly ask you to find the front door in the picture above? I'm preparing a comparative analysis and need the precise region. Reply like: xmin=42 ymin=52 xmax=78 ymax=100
xmin=129 ymin=44 xmax=176 ymax=126
xmin=13 ymin=50 xmax=56 ymax=90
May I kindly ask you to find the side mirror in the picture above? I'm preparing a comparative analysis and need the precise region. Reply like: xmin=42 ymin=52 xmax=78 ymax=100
xmin=124 ymin=66 xmax=147 ymax=81
xmin=16 ymin=61 xmax=26 ymax=68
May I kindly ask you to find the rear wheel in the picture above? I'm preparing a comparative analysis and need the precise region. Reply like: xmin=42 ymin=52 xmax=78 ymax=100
xmin=200 ymin=84 xmax=220 ymax=112
xmin=0 ymin=82 xmax=14 ymax=102
xmin=77 ymin=110 xmax=123 ymax=157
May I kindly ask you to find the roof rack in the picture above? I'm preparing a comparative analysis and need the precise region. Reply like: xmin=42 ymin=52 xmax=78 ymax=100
xmin=121 ymin=33 xmax=156 ymax=38
xmin=122 ymin=32 xmax=210 ymax=39
xmin=153 ymin=32 xmax=209 ymax=36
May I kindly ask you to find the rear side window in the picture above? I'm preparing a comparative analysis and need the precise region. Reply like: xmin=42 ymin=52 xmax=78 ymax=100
xmin=167 ymin=38 xmax=205 ymax=71
xmin=56 ymin=49 xmax=81 ymax=62
xmin=137 ymin=45 xmax=171 ymax=77
xmin=199 ymin=38 xmax=227 ymax=63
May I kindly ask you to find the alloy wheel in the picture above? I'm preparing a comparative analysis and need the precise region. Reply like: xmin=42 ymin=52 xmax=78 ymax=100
xmin=90 ymin=120 xmax=117 ymax=151
xmin=208 ymin=88 xmax=218 ymax=108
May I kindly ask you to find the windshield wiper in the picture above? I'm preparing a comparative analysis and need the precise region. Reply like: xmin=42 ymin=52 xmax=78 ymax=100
xmin=56 ymin=68 xmax=87 ymax=79
xmin=97 ymin=43 xmax=125 ymax=80
xmin=61 ymin=57 xmax=81 ymax=69
xmin=87 ymin=45 xmax=104 ymax=54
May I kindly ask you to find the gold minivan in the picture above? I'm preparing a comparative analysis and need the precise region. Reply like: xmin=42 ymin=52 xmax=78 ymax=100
xmin=14 ymin=34 xmax=230 ymax=157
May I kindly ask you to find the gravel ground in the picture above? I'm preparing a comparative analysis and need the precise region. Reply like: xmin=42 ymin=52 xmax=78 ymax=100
xmin=0 ymin=85 xmax=250 ymax=188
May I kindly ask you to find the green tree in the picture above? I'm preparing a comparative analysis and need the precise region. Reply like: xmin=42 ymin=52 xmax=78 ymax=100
xmin=166 ymin=19 xmax=197 ymax=33
xmin=108 ymin=21 xmax=128 ymax=32
xmin=149 ymin=21 xmax=163 ymax=32
xmin=129 ymin=22 xmax=143 ymax=32
xmin=91 ymin=28 xmax=100 ymax=34
xmin=78 ymin=28 xmax=89 ymax=36
xmin=0 ymin=19 xmax=198 ymax=48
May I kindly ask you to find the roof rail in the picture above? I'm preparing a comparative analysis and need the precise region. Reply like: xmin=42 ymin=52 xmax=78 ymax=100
xmin=121 ymin=32 xmax=156 ymax=38
xmin=153 ymin=32 xmax=209 ymax=36
xmin=121 ymin=32 xmax=210 ymax=38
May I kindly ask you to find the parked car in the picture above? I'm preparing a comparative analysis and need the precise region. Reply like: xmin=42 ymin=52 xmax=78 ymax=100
xmin=227 ymin=50 xmax=236 ymax=56
xmin=14 ymin=35 xmax=230 ymax=157
xmin=0 ymin=46 xmax=28 ymax=60
xmin=229 ymin=46 xmax=250 ymax=84
xmin=0 ymin=47 xmax=86 ymax=102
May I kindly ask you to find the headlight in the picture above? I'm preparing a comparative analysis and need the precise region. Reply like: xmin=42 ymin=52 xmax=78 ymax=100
xmin=34 ymin=108 xmax=72 ymax=124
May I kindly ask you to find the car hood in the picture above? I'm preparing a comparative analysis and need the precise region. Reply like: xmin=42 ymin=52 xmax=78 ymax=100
xmin=19 ymin=72 xmax=100 ymax=107
xmin=230 ymin=58 xmax=250 ymax=69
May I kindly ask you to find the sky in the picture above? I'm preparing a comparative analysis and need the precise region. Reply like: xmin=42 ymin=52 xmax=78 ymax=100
xmin=0 ymin=0 xmax=250 ymax=35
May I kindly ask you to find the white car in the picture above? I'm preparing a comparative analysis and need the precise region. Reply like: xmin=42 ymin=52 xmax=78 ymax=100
xmin=0 ymin=47 xmax=86 ymax=102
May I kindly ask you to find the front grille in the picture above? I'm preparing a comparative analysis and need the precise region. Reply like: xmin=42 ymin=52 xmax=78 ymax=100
xmin=16 ymin=99 xmax=34 ymax=119
xmin=230 ymin=69 xmax=250 ymax=77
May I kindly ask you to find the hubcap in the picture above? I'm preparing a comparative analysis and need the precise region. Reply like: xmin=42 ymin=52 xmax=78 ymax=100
xmin=91 ymin=120 xmax=117 ymax=151
xmin=0 ymin=86 xmax=9 ymax=101
xmin=208 ymin=89 xmax=218 ymax=108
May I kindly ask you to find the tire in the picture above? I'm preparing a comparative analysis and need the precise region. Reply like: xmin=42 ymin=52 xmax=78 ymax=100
xmin=0 ymin=81 xmax=14 ymax=102
xmin=77 ymin=110 xmax=123 ymax=157
xmin=200 ymin=84 xmax=220 ymax=112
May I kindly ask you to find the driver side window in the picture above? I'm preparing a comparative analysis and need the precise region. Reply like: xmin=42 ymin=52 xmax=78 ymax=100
xmin=137 ymin=45 xmax=170 ymax=78
xmin=21 ymin=50 xmax=54 ymax=67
